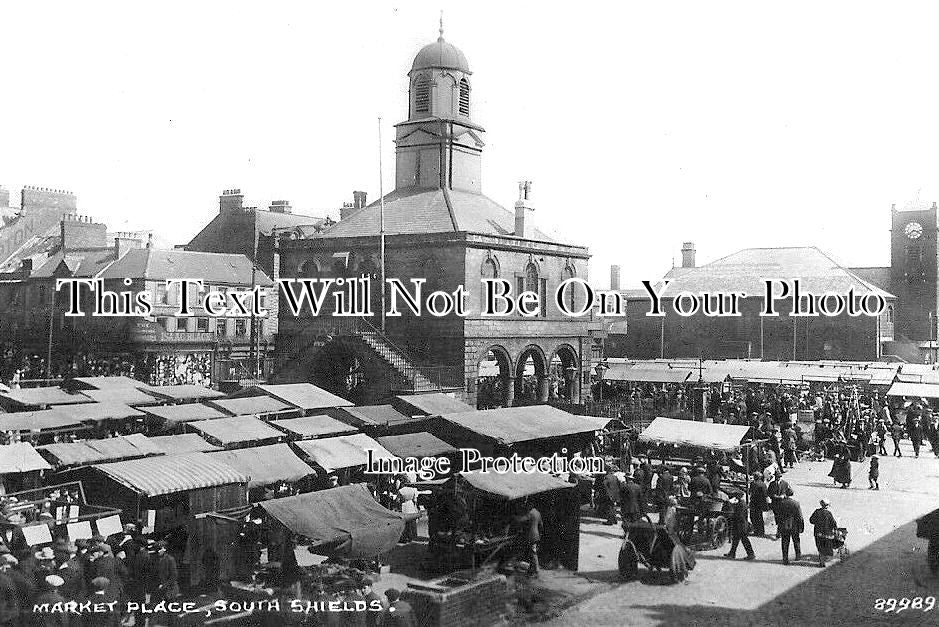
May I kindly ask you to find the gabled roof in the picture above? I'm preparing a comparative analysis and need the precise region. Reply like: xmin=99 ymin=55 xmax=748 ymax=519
xmin=32 ymin=248 xmax=117 ymax=279
xmin=661 ymin=247 xmax=894 ymax=299
xmin=187 ymin=208 xmax=327 ymax=250
xmin=98 ymin=248 xmax=272 ymax=286
xmin=318 ymin=187 xmax=560 ymax=243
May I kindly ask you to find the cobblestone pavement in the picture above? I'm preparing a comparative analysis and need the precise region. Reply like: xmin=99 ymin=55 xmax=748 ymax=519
xmin=544 ymin=440 xmax=939 ymax=626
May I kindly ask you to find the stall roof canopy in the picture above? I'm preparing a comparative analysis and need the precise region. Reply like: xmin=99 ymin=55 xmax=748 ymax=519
xmin=49 ymin=402 xmax=145 ymax=423
xmin=149 ymin=433 xmax=221 ymax=454
xmin=603 ymin=364 xmax=694 ymax=383
xmin=639 ymin=417 xmax=752 ymax=451
xmin=333 ymin=405 xmax=415 ymax=428
xmin=886 ymin=382 xmax=939 ymax=399
xmin=293 ymin=434 xmax=396 ymax=472
xmin=189 ymin=416 xmax=284 ymax=446
xmin=207 ymin=396 xmax=293 ymax=416
xmin=393 ymin=393 xmax=474 ymax=416
xmin=259 ymin=484 xmax=404 ymax=557
xmin=440 ymin=406 xmax=599 ymax=445
xmin=272 ymin=415 xmax=357 ymax=439
xmin=459 ymin=471 xmax=574 ymax=500
xmin=68 ymin=376 xmax=153 ymax=390
xmin=0 ymin=388 xmax=92 ymax=409
xmin=234 ymin=383 xmax=353 ymax=411
xmin=140 ymin=403 xmax=230 ymax=425
xmin=208 ymin=444 xmax=314 ymax=488
xmin=377 ymin=433 xmax=457 ymax=458
xmin=39 ymin=434 xmax=164 ymax=467
xmin=78 ymin=388 xmax=159 ymax=406
xmin=93 ymin=452 xmax=249 ymax=496
xmin=0 ymin=443 xmax=52 ymax=473
xmin=143 ymin=385 xmax=226 ymax=402
xmin=0 ymin=410 xmax=84 ymax=432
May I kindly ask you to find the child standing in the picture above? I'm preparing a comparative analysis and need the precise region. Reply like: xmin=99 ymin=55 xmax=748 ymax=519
xmin=868 ymin=455 xmax=880 ymax=490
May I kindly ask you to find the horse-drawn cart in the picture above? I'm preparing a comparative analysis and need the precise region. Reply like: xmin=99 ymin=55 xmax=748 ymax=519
xmin=618 ymin=514 xmax=696 ymax=583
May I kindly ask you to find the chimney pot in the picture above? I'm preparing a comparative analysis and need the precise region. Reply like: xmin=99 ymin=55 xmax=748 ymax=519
xmin=514 ymin=181 xmax=532 ymax=237
xmin=610 ymin=265 xmax=621 ymax=291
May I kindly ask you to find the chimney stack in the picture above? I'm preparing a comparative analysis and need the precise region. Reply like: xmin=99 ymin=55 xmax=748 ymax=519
xmin=610 ymin=265 xmax=621 ymax=291
xmin=514 ymin=181 xmax=533 ymax=238
xmin=269 ymin=200 xmax=292 ymax=214
xmin=681 ymin=242 xmax=696 ymax=268
xmin=114 ymin=233 xmax=143 ymax=259
xmin=340 ymin=202 xmax=357 ymax=221
xmin=219 ymin=189 xmax=244 ymax=213
xmin=353 ymin=191 xmax=367 ymax=210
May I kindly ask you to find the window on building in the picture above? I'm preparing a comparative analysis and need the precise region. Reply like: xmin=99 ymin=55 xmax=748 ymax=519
xmin=522 ymin=263 xmax=542 ymax=316
xmin=480 ymin=258 xmax=498 ymax=308
xmin=159 ymin=317 xmax=175 ymax=332
xmin=459 ymin=79 xmax=470 ymax=116
xmin=156 ymin=283 xmax=168 ymax=305
xmin=414 ymin=75 xmax=430 ymax=114
xmin=216 ymin=319 xmax=228 ymax=337
xmin=197 ymin=317 xmax=209 ymax=332
xmin=562 ymin=265 xmax=576 ymax=314
xmin=235 ymin=319 xmax=247 ymax=337
xmin=886 ymin=305 xmax=894 ymax=323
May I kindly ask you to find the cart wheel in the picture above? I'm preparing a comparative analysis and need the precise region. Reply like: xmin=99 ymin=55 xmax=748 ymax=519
xmin=619 ymin=540 xmax=639 ymax=581
xmin=711 ymin=516 xmax=729 ymax=549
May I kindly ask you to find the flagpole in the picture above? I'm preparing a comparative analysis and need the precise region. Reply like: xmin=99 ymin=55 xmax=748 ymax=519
xmin=379 ymin=117 xmax=386 ymax=332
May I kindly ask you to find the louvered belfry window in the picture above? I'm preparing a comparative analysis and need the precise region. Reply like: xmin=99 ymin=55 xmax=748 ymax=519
xmin=415 ymin=76 xmax=430 ymax=114
xmin=459 ymin=79 xmax=470 ymax=116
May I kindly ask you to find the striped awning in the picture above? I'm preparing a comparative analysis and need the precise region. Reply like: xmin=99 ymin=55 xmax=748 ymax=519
xmin=92 ymin=452 xmax=249 ymax=496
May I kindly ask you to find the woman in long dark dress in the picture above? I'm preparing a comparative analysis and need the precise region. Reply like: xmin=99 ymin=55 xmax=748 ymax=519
xmin=828 ymin=444 xmax=852 ymax=488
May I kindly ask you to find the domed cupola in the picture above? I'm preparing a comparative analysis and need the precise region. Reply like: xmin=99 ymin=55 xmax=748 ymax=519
xmin=407 ymin=19 xmax=473 ymax=121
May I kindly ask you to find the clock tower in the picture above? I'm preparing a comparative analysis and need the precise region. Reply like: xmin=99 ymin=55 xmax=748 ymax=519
xmin=890 ymin=202 xmax=939 ymax=342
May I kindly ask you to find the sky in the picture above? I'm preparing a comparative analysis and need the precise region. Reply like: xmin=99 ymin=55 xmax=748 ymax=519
xmin=4 ymin=1 xmax=939 ymax=287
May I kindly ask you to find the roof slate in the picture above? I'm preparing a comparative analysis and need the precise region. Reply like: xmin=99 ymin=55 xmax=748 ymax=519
xmin=98 ymin=248 xmax=272 ymax=286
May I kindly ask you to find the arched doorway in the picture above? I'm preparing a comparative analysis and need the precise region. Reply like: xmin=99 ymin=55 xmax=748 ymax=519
xmin=550 ymin=344 xmax=581 ymax=404
xmin=308 ymin=341 xmax=366 ymax=403
xmin=476 ymin=346 xmax=512 ymax=409
xmin=514 ymin=345 xmax=548 ymax=406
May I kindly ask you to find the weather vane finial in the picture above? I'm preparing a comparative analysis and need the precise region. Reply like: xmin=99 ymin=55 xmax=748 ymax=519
xmin=439 ymin=10 xmax=444 ymax=40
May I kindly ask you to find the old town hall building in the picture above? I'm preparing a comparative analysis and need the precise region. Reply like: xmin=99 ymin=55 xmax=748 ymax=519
xmin=265 ymin=27 xmax=595 ymax=407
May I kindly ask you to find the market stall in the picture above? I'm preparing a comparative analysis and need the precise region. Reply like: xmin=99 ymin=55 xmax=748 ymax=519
xmin=149 ymin=433 xmax=221 ymax=454
xmin=270 ymin=414 xmax=358 ymax=441
xmin=139 ymin=403 xmax=230 ymax=433
xmin=188 ymin=416 xmax=286 ymax=449
xmin=206 ymin=396 xmax=296 ymax=419
xmin=0 ymin=410 xmax=91 ymax=444
xmin=38 ymin=433 xmax=165 ymax=470
xmin=144 ymin=384 xmax=226 ymax=404
xmin=392 ymin=393 xmax=475 ymax=417
xmin=0 ymin=387 xmax=92 ymax=412
xmin=259 ymin=483 xmax=405 ymax=558
xmin=231 ymin=383 xmax=353 ymax=415
xmin=292 ymin=433 xmax=396 ymax=487
xmin=427 ymin=471 xmax=580 ymax=572
xmin=207 ymin=443 xmax=316 ymax=500
xmin=48 ymin=401 xmax=147 ymax=437
xmin=78 ymin=387 xmax=160 ymax=406
xmin=328 ymin=404 xmax=429 ymax=436
xmin=64 ymin=375 xmax=155 ymax=391
xmin=885 ymin=381 xmax=939 ymax=399
xmin=0 ymin=442 xmax=51 ymax=493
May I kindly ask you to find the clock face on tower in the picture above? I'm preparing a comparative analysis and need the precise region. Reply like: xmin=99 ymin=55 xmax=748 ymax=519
xmin=905 ymin=221 xmax=924 ymax=240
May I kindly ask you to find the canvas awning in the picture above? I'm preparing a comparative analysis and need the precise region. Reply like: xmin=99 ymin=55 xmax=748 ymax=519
xmin=67 ymin=376 xmax=154 ymax=390
xmin=293 ymin=434 xmax=396 ymax=472
xmin=208 ymin=444 xmax=314 ymax=488
xmin=639 ymin=417 xmax=752 ymax=452
xmin=140 ymin=403 xmax=229 ymax=426
xmin=0 ymin=410 xmax=85 ymax=432
xmin=234 ymin=383 xmax=353 ymax=411
xmin=377 ymin=432 xmax=457 ymax=458
xmin=332 ymin=405 xmax=415 ymax=428
xmin=0 ymin=388 xmax=92 ymax=410
xmin=886 ymin=382 xmax=939 ymax=399
xmin=188 ymin=416 xmax=284 ymax=447
xmin=49 ymin=402 xmax=145 ymax=423
xmin=271 ymin=415 xmax=358 ymax=439
xmin=0 ymin=443 xmax=52 ymax=473
xmin=440 ymin=406 xmax=600 ymax=445
xmin=459 ymin=471 xmax=574 ymax=500
xmin=207 ymin=396 xmax=294 ymax=417
xmin=393 ymin=393 xmax=474 ymax=416
xmin=78 ymin=388 xmax=159 ymax=405
xmin=39 ymin=434 xmax=164 ymax=467
xmin=143 ymin=385 xmax=225 ymax=402
xmin=92 ymin=452 xmax=249 ymax=497
xmin=149 ymin=433 xmax=221 ymax=454
xmin=259 ymin=484 xmax=404 ymax=557
xmin=602 ymin=364 xmax=694 ymax=383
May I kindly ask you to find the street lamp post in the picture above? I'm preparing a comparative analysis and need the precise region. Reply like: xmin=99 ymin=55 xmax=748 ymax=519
xmin=595 ymin=362 xmax=609 ymax=406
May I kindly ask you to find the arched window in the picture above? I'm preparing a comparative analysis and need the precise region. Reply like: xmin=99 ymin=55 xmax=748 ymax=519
xmin=525 ymin=263 xmax=538 ymax=294
xmin=414 ymin=76 xmax=430 ymax=114
xmin=886 ymin=305 xmax=894 ymax=323
xmin=562 ymin=265 xmax=576 ymax=313
xmin=480 ymin=258 xmax=497 ymax=308
xmin=459 ymin=79 xmax=470 ymax=116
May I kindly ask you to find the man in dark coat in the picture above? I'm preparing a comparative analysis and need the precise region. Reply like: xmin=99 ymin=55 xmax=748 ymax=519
xmin=689 ymin=467 xmax=712 ymax=497
xmin=155 ymin=541 xmax=180 ymax=601
xmin=767 ymin=470 xmax=793 ymax=539
xmin=0 ymin=556 xmax=20 ymax=626
xmin=602 ymin=466 xmax=621 ymax=525
xmin=775 ymin=492 xmax=804 ymax=565
xmin=53 ymin=542 xmax=85 ymax=602
xmin=619 ymin=472 xmax=646 ymax=524
xmin=653 ymin=465 xmax=674 ymax=509
xmin=89 ymin=544 xmax=125 ymax=603
xmin=86 ymin=577 xmax=120 ymax=627
xmin=910 ymin=417 xmax=924 ymax=458
xmin=809 ymin=498 xmax=838 ymax=567
xmin=891 ymin=421 xmax=904 ymax=457
xmin=723 ymin=496 xmax=755 ymax=560
xmin=749 ymin=473 xmax=769 ymax=537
